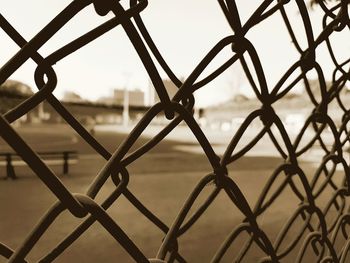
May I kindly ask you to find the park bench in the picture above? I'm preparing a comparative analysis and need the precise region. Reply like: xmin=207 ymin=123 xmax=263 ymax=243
xmin=0 ymin=151 xmax=78 ymax=179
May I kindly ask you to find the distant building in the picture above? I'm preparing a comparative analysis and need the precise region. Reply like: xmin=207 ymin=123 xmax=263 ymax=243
xmin=62 ymin=91 xmax=85 ymax=102
xmin=97 ymin=88 xmax=145 ymax=106
xmin=113 ymin=89 xmax=145 ymax=106
xmin=146 ymin=78 xmax=181 ymax=105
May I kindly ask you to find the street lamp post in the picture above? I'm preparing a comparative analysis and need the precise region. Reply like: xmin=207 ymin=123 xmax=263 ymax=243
xmin=123 ymin=76 xmax=130 ymax=127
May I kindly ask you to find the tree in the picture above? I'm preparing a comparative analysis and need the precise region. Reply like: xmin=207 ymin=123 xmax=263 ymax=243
xmin=0 ymin=80 xmax=33 ymax=98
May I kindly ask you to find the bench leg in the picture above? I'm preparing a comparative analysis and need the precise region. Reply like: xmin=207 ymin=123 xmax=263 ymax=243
xmin=6 ymin=155 xmax=17 ymax=180
xmin=63 ymin=152 xmax=68 ymax=175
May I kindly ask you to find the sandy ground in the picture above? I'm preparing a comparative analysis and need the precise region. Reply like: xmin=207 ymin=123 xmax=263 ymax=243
xmin=0 ymin=124 xmax=345 ymax=262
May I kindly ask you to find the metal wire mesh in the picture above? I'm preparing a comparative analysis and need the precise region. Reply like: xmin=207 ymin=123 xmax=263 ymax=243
xmin=1 ymin=0 xmax=350 ymax=262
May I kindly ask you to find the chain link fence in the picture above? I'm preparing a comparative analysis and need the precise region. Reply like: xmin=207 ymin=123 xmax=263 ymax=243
xmin=1 ymin=0 xmax=350 ymax=262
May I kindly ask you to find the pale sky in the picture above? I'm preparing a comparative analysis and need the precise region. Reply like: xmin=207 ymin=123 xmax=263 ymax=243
xmin=0 ymin=1 xmax=349 ymax=107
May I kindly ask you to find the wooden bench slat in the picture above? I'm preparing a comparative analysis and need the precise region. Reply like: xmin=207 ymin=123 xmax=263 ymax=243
xmin=0 ymin=151 xmax=78 ymax=178
xmin=0 ymin=159 xmax=78 ymax=166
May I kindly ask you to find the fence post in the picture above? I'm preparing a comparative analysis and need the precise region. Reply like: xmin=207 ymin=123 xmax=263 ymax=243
xmin=63 ymin=152 xmax=69 ymax=175
xmin=6 ymin=154 xmax=17 ymax=180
